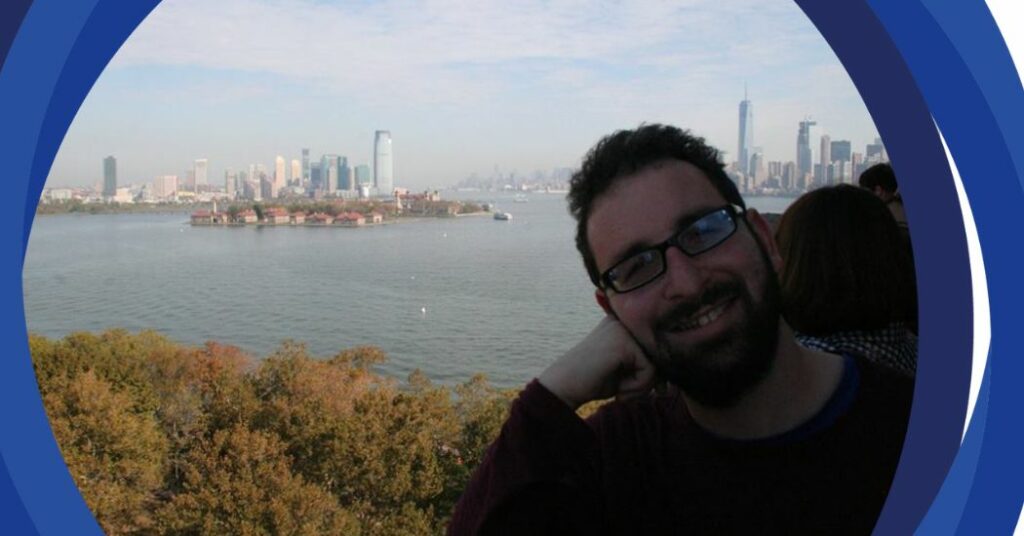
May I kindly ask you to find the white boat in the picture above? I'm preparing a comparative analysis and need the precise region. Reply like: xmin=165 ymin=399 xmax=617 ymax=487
xmin=513 ymin=194 xmax=529 ymax=203
xmin=493 ymin=211 xmax=512 ymax=221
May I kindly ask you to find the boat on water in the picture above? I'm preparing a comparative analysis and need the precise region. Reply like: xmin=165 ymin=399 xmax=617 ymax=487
xmin=513 ymin=194 xmax=529 ymax=203
xmin=493 ymin=211 xmax=512 ymax=221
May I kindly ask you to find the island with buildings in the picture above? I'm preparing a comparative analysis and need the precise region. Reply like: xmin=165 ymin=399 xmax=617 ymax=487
xmin=187 ymin=192 xmax=487 ymax=228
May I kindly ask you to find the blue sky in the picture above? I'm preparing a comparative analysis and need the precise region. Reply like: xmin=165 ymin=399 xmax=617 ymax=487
xmin=47 ymin=0 xmax=882 ymax=190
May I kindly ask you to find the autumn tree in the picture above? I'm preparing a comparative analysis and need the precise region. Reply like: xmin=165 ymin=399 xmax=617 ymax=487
xmin=155 ymin=424 xmax=358 ymax=535
xmin=30 ymin=332 xmax=522 ymax=534
xmin=44 ymin=370 xmax=168 ymax=534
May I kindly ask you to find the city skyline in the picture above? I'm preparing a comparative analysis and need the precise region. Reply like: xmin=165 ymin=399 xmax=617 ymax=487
xmin=46 ymin=0 xmax=881 ymax=190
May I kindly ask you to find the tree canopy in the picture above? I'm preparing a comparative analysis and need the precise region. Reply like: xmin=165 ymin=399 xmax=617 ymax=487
xmin=31 ymin=330 xmax=528 ymax=535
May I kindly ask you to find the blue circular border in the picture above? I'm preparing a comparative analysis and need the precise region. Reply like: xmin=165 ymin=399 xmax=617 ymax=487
xmin=1 ymin=0 xmax=1019 ymax=533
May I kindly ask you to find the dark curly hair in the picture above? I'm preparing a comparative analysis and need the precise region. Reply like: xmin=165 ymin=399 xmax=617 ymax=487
xmin=567 ymin=124 xmax=744 ymax=287
xmin=858 ymin=162 xmax=898 ymax=194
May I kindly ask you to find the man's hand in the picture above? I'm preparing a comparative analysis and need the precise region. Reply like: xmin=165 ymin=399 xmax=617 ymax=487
xmin=538 ymin=316 xmax=658 ymax=411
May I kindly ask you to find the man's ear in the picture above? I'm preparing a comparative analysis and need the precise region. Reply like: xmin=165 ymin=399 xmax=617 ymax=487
xmin=745 ymin=208 xmax=783 ymax=273
xmin=595 ymin=289 xmax=615 ymax=317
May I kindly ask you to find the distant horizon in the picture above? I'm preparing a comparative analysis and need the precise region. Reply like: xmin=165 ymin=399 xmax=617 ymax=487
xmin=47 ymin=0 xmax=881 ymax=191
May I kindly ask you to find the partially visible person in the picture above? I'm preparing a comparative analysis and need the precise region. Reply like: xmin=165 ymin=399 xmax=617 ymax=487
xmin=859 ymin=162 xmax=907 ymax=231
xmin=776 ymin=184 xmax=917 ymax=376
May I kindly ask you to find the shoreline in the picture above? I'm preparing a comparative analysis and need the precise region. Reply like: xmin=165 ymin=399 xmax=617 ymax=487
xmin=188 ymin=210 xmax=492 ymax=228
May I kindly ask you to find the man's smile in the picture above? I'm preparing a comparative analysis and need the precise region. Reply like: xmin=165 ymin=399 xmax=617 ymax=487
xmin=667 ymin=297 xmax=734 ymax=333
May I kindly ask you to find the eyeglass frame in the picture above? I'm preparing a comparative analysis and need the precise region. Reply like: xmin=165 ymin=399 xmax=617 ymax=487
xmin=597 ymin=204 xmax=747 ymax=293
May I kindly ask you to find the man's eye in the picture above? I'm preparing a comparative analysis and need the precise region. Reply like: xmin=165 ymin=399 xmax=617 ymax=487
xmin=681 ymin=224 xmax=713 ymax=247
xmin=621 ymin=251 xmax=657 ymax=278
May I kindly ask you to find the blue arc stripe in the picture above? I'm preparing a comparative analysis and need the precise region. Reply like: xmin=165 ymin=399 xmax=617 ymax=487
xmin=795 ymin=0 xmax=974 ymax=533
xmin=867 ymin=0 xmax=1024 ymax=532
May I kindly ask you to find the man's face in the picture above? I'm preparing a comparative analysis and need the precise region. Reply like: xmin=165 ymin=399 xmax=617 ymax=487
xmin=588 ymin=160 xmax=782 ymax=408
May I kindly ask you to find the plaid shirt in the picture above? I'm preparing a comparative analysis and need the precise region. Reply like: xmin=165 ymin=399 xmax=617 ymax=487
xmin=796 ymin=323 xmax=917 ymax=377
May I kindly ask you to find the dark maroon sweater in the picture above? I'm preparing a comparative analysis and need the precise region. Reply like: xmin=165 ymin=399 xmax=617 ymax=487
xmin=448 ymin=356 xmax=912 ymax=535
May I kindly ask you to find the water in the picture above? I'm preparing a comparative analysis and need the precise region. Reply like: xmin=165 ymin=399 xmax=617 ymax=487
xmin=23 ymin=193 xmax=793 ymax=388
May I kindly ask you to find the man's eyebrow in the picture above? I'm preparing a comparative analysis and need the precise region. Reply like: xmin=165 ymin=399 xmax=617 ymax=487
xmin=605 ymin=205 xmax=720 ymax=269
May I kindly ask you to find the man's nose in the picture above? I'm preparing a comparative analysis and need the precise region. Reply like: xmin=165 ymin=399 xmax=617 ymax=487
xmin=661 ymin=245 xmax=705 ymax=300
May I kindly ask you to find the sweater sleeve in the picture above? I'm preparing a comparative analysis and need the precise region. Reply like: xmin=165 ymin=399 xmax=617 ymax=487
xmin=447 ymin=379 xmax=604 ymax=535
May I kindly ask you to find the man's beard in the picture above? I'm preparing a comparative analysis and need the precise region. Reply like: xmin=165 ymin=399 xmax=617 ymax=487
xmin=649 ymin=256 xmax=781 ymax=409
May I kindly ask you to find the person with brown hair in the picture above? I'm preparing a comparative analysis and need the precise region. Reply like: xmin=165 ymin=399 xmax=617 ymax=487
xmin=775 ymin=184 xmax=917 ymax=376
xmin=448 ymin=125 xmax=911 ymax=534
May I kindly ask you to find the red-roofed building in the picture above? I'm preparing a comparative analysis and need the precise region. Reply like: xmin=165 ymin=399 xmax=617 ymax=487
xmin=290 ymin=212 xmax=306 ymax=225
xmin=236 ymin=209 xmax=258 ymax=224
xmin=264 ymin=207 xmax=290 ymax=224
xmin=190 ymin=210 xmax=213 ymax=225
xmin=307 ymin=212 xmax=334 ymax=225
xmin=368 ymin=212 xmax=383 ymax=224
xmin=335 ymin=212 xmax=366 ymax=226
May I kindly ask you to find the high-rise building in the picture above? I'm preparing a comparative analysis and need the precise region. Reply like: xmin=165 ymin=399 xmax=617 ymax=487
xmin=374 ymin=130 xmax=393 ymax=195
xmin=829 ymin=140 xmax=852 ymax=184
xmin=301 ymin=148 xmax=310 ymax=183
xmin=818 ymin=135 xmax=832 ymax=185
xmin=291 ymin=159 xmax=301 ymax=185
xmin=796 ymin=119 xmax=816 ymax=181
xmin=103 ymin=156 xmax=117 ymax=197
xmin=851 ymin=152 xmax=865 ymax=180
xmin=830 ymin=140 xmax=852 ymax=163
xmin=252 ymin=164 xmax=265 ymax=202
xmin=274 ymin=155 xmax=286 ymax=198
xmin=310 ymin=162 xmax=322 ymax=191
xmin=737 ymin=89 xmax=753 ymax=176
xmin=355 ymin=164 xmax=371 ymax=186
xmin=749 ymin=149 xmax=765 ymax=186
xmin=337 ymin=157 xmax=351 ymax=191
xmin=866 ymin=138 xmax=886 ymax=162
xmin=152 ymin=175 xmax=178 ymax=199
xmin=225 ymin=168 xmax=236 ymax=199
xmin=322 ymin=154 xmax=340 ymax=193
xmin=782 ymin=161 xmax=797 ymax=191
xmin=194 ymin=158 xmax=208 ymax=190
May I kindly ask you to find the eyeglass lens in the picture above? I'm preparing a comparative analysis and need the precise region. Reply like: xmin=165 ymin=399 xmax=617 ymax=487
xmin=606 ymin=208 xmax=736 ymax=292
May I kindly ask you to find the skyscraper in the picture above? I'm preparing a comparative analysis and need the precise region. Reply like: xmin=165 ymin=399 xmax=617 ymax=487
xmin=796 ymin=119 xmax=816 ymax=181
xmin=827 ymin=140 xmax=851 ymax=184
xmin=103 ymin=156 xmax=117 ymax=197
xmin=737 ymin=89 xmax=753 ymax=176
xmin=355 ymin=165 xmax=371 ymax=186
xmin=291 ymin=159 xmax=301 ymax=185
xmin=322 ymin=154 xmax=340 ymax=194
xmin=749 ymin=149 xmax=765 ymax=186
xmin=818 ymin=135 xmax=831 ymax=185
xmin=830 ymin=140 xmax=851 ymax=162
xmin=225 ymin=168 xmax=236 ymax=199
xmin=339 ymin=156 xmax=352 ymax=191
xmin=152 ymin=175 xmax=177 ymax=199
xmin=194 ymin=158 xmax=208 ymax=191
xmin=310 ymin=162 xmax=322 ymax=191
xmin=374 ymin=130 xmax=393 ymax=195
xmin=274 ymin=155 xmax=286 ymax=197
xmin=301 ymin=148 xmax=310 ymax=183
xmin=866 ymin=138 xmax=886 ymax=162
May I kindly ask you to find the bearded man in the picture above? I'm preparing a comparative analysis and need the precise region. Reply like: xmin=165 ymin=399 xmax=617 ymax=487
xmin=448 ymin=125 xmax=913 ymax=535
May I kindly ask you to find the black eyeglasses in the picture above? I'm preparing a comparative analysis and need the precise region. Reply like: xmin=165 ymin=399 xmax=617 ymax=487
xmin=599 ymin=205 xmax=745 ymax=293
